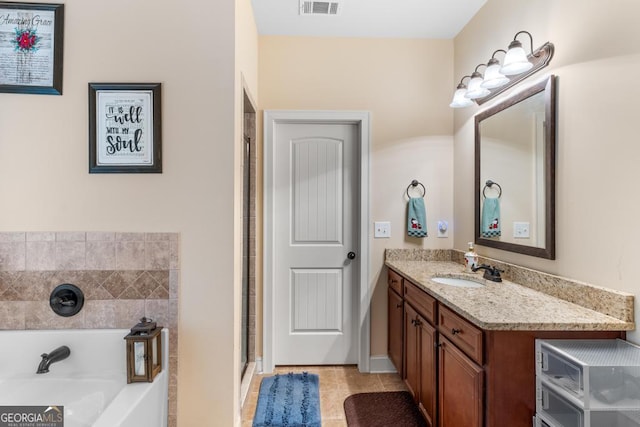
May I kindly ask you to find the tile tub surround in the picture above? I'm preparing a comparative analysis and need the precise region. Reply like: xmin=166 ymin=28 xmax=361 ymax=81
xmin=385 ymin=249 xmax=634 ymax=331
xmin=0 ymin=232 xmax=179 ymax=427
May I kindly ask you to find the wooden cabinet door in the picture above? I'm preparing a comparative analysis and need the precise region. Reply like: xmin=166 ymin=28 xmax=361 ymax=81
xmin=439 ymin=337 xmax=483 ymax=427
xmin=417 ymin=316 xmax=436 ymax=427
xmin=388 ymin=287 xmax=404 ymax=374
xmin=404 ymin=303 xmax=419 ymax=399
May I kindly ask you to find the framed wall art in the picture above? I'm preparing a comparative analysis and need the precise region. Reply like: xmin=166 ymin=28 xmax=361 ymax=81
xmin=88 ymin=83 xmax=162 ymax=174
xmin=0 ymin=2 xmax=64 ymax=95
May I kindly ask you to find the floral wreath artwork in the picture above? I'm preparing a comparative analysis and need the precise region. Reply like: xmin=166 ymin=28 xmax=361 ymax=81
xmin=13 ymin=28 xmax=41 ymax=53
xmin=0 ymin=2 xmax=64 ymax=95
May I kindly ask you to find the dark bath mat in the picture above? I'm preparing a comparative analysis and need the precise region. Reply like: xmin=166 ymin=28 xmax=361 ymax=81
xmin=344 ymin=391 xmax=427 ymax=427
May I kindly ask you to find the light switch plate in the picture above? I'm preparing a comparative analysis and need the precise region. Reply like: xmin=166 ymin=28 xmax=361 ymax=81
xmin=374 ymin=221 xmax=391 ymax=238
xmin=513 ymin=221 xmax=530 ymax=238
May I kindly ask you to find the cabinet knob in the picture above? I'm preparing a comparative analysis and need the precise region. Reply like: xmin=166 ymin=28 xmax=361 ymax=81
xmin=451 ymin=328 xmax=461 ymax=335
xmin=396 ymin=303 xmax=403 ymax=308
xmin=414 ymin=318 xmax=422 ymax=326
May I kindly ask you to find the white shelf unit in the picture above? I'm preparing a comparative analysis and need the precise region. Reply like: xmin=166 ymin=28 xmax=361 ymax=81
xmin=535 ymin=339 xmax=640 ymax=427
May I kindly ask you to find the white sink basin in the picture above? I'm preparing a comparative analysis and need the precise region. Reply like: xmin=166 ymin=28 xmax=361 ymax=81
xmin=431 ymin=277 xmax=484 ymax=288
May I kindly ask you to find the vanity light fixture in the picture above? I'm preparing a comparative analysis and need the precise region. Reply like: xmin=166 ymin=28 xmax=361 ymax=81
xmin=449 ymin=76 xmax=474 ymax=108
xmin=449 ymin=30 xmax=554 ymax=107
xmin=465 ymin=65 xmax=491 ymax=99
xmin=500 ymin=31 xmax=535 ymax=75
xmin=480 ymin=50 xmax=510 ymax=89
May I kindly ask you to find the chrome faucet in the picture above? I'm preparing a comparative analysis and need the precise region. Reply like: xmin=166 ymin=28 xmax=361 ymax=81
xmin=37 ymin=346 xmax=71 ymax=374
xmin=472 ymin=264 xmax=503 ymax=282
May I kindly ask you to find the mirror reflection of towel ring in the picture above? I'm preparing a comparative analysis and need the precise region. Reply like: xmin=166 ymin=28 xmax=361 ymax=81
xmin=483 ymin=180 xmax=502 ymax=198
xmin=406 ymin=179 xmax=426 ymax=198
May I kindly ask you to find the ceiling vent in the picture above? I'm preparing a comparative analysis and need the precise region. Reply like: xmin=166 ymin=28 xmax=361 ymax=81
xmin=300 ymin=1 xmax=340 ymax=16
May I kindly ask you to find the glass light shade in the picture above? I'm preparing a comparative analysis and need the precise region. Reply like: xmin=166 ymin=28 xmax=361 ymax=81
xmin=500 ymin=40 xmax=533 ymax=75
xmin=465 ymin=72 xmax=490 ymax=99
xmin=449 ymin=87 xmax=473 ymax=108
xmin=481 ymin=59 xmax=510 ymax=89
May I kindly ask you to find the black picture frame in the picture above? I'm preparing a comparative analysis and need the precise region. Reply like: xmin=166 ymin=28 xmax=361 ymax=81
xmin=0 ymin=2 xmax=64 ymax=95
xmin=88 ymin=83 xmax=162 ymax=174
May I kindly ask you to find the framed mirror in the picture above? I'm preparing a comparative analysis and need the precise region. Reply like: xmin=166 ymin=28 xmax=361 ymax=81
xmin=474 ymin=75 xmax=556 ymax=259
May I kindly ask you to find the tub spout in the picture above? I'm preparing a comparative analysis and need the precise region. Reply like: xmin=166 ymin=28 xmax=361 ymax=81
xmin=37 ymin=346 xmax=70 ymax=374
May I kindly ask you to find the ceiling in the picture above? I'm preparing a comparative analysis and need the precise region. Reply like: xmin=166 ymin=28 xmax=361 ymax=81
xmin=251 ymin=0 xmax=487 ymax=39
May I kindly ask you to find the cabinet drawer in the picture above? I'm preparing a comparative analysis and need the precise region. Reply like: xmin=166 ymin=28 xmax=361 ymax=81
xmin=388 ymin=269 xmax=403 ymax=295
xmin=404 ymin=280 xmax=436 ymax=324
xmin=438 ymin=305 xmax=483 ymax=364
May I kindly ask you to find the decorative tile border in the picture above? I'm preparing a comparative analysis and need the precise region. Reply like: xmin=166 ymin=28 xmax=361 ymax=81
xmin=0 ymin=232 xmax=179 ymax=427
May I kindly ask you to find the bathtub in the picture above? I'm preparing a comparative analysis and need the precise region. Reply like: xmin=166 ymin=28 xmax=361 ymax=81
xmin=0 ymin=329 xmax=168 ymax=427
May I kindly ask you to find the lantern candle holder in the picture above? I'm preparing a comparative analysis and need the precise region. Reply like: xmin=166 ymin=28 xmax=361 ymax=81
xmin=124 ymin=317 xmax=163 ymax=383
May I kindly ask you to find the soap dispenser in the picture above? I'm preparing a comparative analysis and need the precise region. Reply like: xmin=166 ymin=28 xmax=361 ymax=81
xmin=464 ymin=242 xmax=478 ymax=273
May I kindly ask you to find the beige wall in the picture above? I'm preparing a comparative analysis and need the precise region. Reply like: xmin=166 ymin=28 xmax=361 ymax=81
xmin=259 ymin=36 xmax=455 ymax=358
xmin=453 ymin=0 xmax=640 ymax=342
xmin=235 ymin=0 xmax=259 ymax=424
xmin=0 ymin=0 xmax=258 ymax=425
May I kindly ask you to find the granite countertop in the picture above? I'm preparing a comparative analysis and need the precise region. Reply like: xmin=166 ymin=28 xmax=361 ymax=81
xmin=385 ymin=259 xmax=635 ymax=332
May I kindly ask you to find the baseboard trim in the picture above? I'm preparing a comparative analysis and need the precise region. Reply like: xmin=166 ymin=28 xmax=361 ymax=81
xmin=369 ymin=356 xmax=398 ymax=373
xmin=240 ymin=362 xmax=256 ymax=408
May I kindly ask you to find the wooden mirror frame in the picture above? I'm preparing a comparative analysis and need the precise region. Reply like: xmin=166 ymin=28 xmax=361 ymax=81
xmin=474 ymin=75 xmax=556 ymax=259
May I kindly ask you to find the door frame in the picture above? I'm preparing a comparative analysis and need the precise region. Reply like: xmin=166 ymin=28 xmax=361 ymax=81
xmin=263 ymin=110 xmax=371 ymax=374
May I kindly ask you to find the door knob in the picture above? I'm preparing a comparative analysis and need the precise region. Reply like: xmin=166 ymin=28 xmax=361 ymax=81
xmin=347 ymin=252 xmax=356 ymax=260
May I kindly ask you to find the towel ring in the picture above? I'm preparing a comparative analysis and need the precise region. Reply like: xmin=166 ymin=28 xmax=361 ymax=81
xmin=406 ymin=179 xmax=426 ymax=198
xmin=483 ymin=180 xmax=502 ymax=198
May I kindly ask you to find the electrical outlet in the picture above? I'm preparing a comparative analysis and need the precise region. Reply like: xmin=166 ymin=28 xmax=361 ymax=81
xmin=513 ymin=222 xmax=530 ymax=238
xmin=437 ymin=220 xmax=449 ymax=238
xmin=374 ymin=221 xmax=391 ymax=238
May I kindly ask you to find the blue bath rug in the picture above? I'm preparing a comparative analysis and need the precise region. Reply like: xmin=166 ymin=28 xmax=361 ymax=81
xmin=253 ymin=372 xmax=321 ymax=427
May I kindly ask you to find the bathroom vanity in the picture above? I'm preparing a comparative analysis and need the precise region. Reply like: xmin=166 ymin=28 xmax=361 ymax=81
xmin=386 ymin=251 xmax=634 ymax=427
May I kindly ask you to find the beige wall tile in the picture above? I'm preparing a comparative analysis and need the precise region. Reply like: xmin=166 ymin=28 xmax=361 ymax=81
xmin=55 ymin=242 xmax=86 ymax=270
xmin=145 ymin=299 xmax=169 ymax=327
xmin=27 ymin=232 xmax=55 ymax=242
xmin=116 ymin=233 xmax=142 ymax=241
xmin=26 ymin=242 xmax=56 ymax=271
xmin=0 ymin=243 xmax=26 ymax=271
xmin=24 ymin=301 xmax=85 ymax=329
xmin=101 ymin=272 xmax=128 ymax=298
xmin=84 ymin=300 xmax=145 ymax=328
xmin=86 ymin=241 xmax=116 ymax=270
xmin=11 ymin=272 xmax=51 ymax=301
xmin=0 ymin=233 xmax=26 ymax=242
xmin=0 ymin=301 xmax=26 ymax=329
xmin=86 ymin=232 xmax=116 ymax=241
xmin=169 ymin=270 xmax=179 ymax=300
xmin=116 ymin=241 xmax=146 ymax=270
xmin=145 ymin=233 xmax=173 ymax=241
xmin=169 ymin=299 xmax=179 ymax=329
xmin=133 ymin=272 xmax=161 ymax=297
xmin=0 ymin=272 xmax=17 ymax=296
xmin=55 ymin=232 xmax=86 ymax=242
xmin=146 ymin=241 xmax=170 ymax=270
xmin=170 ymin=240 xmax=180 ymax=270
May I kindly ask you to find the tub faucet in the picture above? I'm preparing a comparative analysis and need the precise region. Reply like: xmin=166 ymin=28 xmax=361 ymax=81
xmin=472 ymin=264 xmax=503 ymax=282
xmin=37 ymin=346 xmax=71 ymax=374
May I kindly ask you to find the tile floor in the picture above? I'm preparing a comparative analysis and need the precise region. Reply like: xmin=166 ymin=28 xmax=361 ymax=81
xmin=241 ymin=365 xmax=408 ymax=426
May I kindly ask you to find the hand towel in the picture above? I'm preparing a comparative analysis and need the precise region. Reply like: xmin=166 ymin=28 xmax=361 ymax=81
xmin=407 ymin=197 xmax=427 ymax=238
xmin=481 ymin=197 xmax=501 ymax=238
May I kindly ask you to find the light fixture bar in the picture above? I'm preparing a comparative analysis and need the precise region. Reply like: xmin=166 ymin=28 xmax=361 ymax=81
xmin=449 ymin=30 xmax=554 ymax=108
xmin=476 ymin=41 xmax=554 ymax=105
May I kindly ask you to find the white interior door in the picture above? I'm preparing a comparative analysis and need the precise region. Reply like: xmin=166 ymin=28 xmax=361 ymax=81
xmin=273 ymin=121 xmax=359 ymax=365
